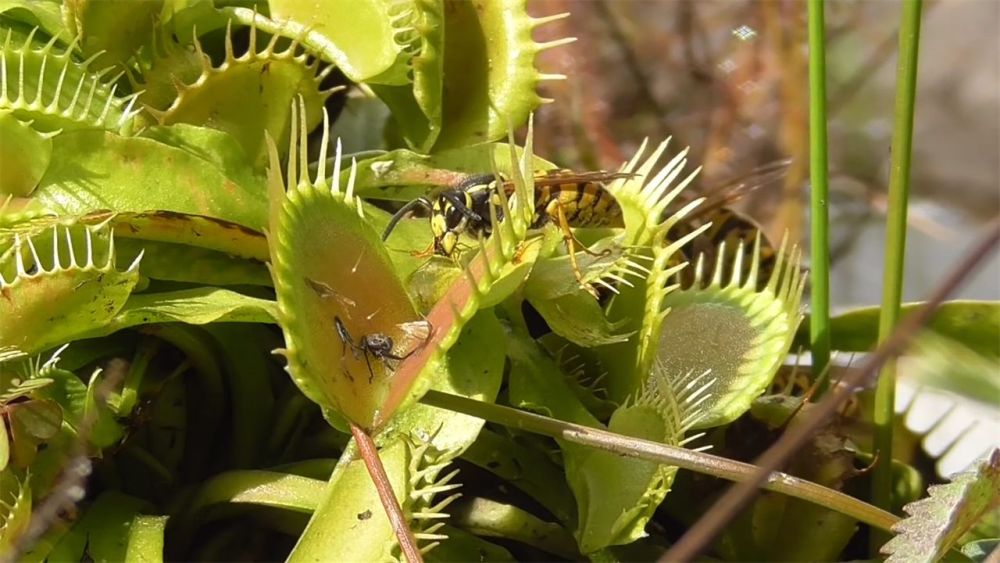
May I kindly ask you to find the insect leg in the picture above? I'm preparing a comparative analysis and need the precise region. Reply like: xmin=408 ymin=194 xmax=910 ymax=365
xmin=554 ymin=202 xmax=600 ymax=299
xmin=552 ymin=200 xmax=611 ymax=258
xmin=334 ymin=316 xmax=362 ymax=359
xmin=363 ymin=349 xmax=376 ymax=384
xmin=409 ymin=241 xmax=437 ymax=258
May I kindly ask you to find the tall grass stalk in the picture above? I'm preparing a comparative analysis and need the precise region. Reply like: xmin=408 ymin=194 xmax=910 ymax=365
xmin=808 ymin=0 xmax=831 ymax=388
xmin=872 ymin=0 xmax=924 ymax=551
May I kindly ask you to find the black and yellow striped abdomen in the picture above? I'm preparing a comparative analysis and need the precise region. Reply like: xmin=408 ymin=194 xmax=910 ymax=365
xmin=532 ymin=180 xmax=623 ymax=229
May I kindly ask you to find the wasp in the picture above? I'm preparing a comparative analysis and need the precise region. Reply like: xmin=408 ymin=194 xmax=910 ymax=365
xmin=334 ymin=316 xmax=432 ymax=384
xmin=381 ymin=169 xmax=633 ymax=294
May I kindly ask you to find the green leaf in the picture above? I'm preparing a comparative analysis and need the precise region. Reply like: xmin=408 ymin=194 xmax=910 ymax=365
xmin=0 ymin=1 xmax=67 ymax=40
xmin=0 ymin=25 xmax=139 ymax=132
xmin=569 ymin=396 xmax=679 ymax=553
xmin=962 ymin=539 xmax=1000 ymax=562
xmin=48 ymin=491 xmax=151 ymax=563
xmin=461 ymin=428 xmax=575 ymax=525
xmin=207 ymin=325 xmax=276 ymax=469
xmin=452 ymin=497 xmax=578 ymax=559
xmin=186 ymin=470 xmax=325 ymax=515
xmin=903 ymin=332 xmax=1000 ymax=409
xmin=0 ymin=470 xmax=32 ymax=554
xmin=6 ymin=398 xmax=61 ymax=467
xmin=114 ymin=238 xmax=272 ymax=287
xmin=0 ymin=421 xmax=8 ymax=471
xmin=430 ymin=525 xmax=515 ymax=562
xmin=524 ymin=246 xmax=634 ymax=347
xmin=73 ymin=288 xmax=277 ymax=341
xmin=0 ymin=109 xmax=52 ymax=197
xmin=152 ymin=22 xmax=338 ymax=170
xmin=32 ymin=130 xmax=267 ymax=231
xmin=290 ymin=438 xmax=410 ymax=562
xmin=1 ymin=210 xmax=269 ymax=262
xmin=882 ymin=449 xmax=1000 ymax=563
xmin=796 ymin=300 xmax=1000 ymax=358
xmin=62 ymin=0 xmax=163 ymax=69
xmin=82 ymin=367 xmax=125 ymax=448
xmin=369 ymin=0 xmax=445 ymax=150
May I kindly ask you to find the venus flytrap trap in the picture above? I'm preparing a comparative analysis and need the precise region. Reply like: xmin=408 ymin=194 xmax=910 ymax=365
xmin=0 ymin=225 xmax=142 ymax=356
xmin=0 ymin=470 xmax=31 ymax=554
xmin=0 ymin=27 xmax=140 ymax=134
xmin=658 ymin=233 xmax=806 ymax=428
xmin=143 ymin=18 xmax=341 ymax=170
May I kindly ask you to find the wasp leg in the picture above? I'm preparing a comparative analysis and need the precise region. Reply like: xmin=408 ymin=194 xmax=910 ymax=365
xmin=409 ymin=241 xmax=436 ymax=258
xmin=554 ymin=202 xmax=600 ymax=299
xmin=552 ymin=201 xmax=611 ymax=258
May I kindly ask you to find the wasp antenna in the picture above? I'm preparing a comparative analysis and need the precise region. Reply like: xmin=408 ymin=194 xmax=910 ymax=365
xmin=382 ymin=197 xmax=433 ymax=241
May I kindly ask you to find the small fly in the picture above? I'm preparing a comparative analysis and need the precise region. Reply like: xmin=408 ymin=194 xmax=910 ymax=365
xmin=333 ymin=316 xmax=432 ymax=384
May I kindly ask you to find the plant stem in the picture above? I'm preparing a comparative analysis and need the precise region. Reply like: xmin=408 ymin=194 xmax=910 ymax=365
xmin=872 ymin=0 xmax=923 ymax=549
xmin=420 ymin=390 xmax=898 ymax=533
xmin=808 ymin=0 xmax=832 ymax=389
xmin=350 ymin=423 xmax=424 ymax=563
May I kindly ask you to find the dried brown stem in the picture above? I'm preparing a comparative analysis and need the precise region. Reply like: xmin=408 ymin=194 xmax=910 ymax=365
xmin=349 ymin=423 xmax=423 ymax=563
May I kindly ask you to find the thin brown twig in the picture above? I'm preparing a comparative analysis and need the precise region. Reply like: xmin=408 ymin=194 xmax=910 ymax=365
xmin=4 ymin=358 xmax=132 ymax=563
xmin=662 ymin=221 xmax=1000 ymax=562
xmin=985 ymin=541 xmax=1000 ymax=563
xmin=349 ymin=423 xmax=423 ymax=563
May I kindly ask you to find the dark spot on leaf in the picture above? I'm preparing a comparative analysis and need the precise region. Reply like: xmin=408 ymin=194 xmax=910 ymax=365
xmin=486 ymin=461 xmax=500 ymax=469
xmin=357 ymin=510 xmax=372 ymax=521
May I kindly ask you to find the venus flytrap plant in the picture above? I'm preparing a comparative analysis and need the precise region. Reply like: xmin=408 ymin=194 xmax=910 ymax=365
xmin=2 ymin=1 xmax=987 ymax=560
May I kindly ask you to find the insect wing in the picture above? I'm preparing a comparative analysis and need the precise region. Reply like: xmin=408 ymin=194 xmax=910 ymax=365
xmin=394 ymin=320 xmax=434 ymax=355
xmin=683 ymin=158 xmax=792 ymax=222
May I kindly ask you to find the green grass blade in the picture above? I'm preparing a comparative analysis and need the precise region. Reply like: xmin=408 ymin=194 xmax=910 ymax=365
xmin=873 ymin=0 xmax=924 ymax=552
xmin=808 ymin=0 xmax=831 ymax=386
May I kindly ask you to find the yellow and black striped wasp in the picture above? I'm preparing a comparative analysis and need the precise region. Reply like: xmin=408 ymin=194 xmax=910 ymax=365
xmin=381 ymin=159 xmax=790 ymax=294
xmin=381 ymin=169 xmax=633 ymax=293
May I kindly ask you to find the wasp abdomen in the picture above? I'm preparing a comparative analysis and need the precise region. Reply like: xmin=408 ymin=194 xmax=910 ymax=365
xmin=533 ymin=181 xmax=623 ymax=229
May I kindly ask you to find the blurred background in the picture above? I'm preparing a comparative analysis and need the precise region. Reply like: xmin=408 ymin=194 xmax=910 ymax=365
xmin=527 ymin=0 xmax=998 ymax=477
xmin=529 ymin=0 xmax=998 ymax=308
